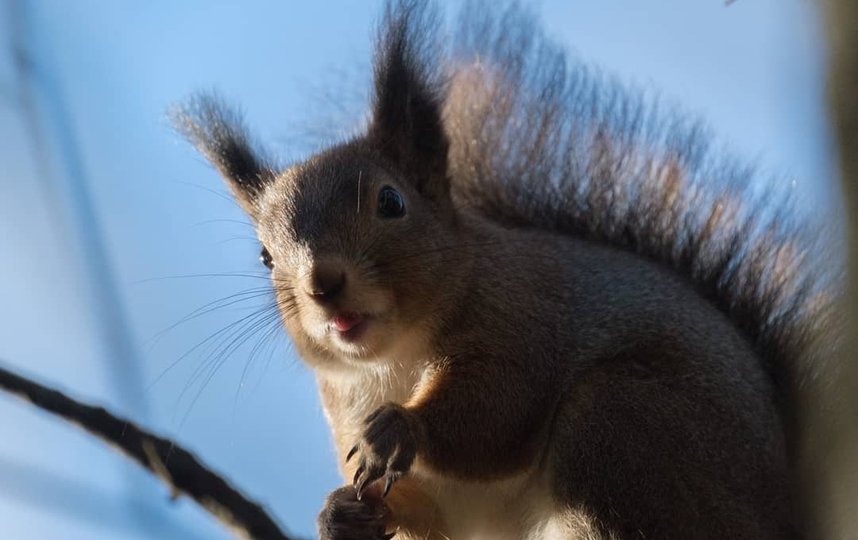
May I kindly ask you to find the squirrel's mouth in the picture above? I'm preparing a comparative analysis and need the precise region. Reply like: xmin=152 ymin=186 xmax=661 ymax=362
xmin=330 ymin=312 xmax=369 ymax=343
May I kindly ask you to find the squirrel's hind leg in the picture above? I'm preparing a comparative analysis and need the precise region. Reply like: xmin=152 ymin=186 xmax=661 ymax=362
xmin=547 ymin=344 xmax=794 ymax=540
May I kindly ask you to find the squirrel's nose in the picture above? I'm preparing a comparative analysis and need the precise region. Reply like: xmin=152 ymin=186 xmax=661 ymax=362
xmin=307 ymin=263 xmax=346 ymax=304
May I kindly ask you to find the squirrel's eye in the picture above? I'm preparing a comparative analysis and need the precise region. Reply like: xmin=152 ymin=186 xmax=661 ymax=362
xmin=260 ymin=247 xmax=274 ymax=270
xmin=377 ymin=185 xmax=406 ymax=219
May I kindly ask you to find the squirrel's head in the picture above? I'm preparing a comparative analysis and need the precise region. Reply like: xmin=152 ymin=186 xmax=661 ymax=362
xmin=174 ymin=1 xmax=459 ymax=362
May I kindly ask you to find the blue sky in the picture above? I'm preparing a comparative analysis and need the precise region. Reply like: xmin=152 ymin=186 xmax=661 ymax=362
xmin=0 ymin=1 xmax=833 ymax=538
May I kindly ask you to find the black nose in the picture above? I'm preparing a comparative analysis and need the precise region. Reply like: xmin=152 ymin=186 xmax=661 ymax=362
xmin=308 ymin=264 xmax=346 ymax=303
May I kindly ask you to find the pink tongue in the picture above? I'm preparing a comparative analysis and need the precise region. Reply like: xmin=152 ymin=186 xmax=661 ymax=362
xmin=333 ymin=313 xmax=362 ymax=332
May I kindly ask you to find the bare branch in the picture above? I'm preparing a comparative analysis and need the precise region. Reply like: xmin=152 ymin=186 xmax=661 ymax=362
xmin=0 ymin=364 xmax=293 ymax=540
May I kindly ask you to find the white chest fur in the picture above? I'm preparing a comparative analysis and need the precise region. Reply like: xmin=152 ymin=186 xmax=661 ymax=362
xmin=314 ymin=358 xmax=578 ymax=540
xmin=316 ymin=353 xmax=429 ymax=454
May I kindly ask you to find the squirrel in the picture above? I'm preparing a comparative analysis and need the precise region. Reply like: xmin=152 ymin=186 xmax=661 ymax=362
xmin=173 ymin=1 xmax=838 ymax=538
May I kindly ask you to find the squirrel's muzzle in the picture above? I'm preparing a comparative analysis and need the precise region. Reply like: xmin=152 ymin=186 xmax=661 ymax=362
xmin=306 ymin=261 xmax=347 ymax=305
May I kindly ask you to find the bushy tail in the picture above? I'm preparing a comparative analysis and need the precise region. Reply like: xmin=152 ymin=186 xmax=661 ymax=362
xmin=434 ymin=2 xmax=842 ymax=397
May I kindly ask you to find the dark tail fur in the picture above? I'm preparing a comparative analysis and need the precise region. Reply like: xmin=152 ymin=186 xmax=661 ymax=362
xmin=377 ymin=0 xmax=840 ymax=403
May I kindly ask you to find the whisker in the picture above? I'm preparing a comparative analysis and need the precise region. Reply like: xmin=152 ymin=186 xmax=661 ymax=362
xmin=172 ymin=179 xmax=239 ymax=206
xmin=215 ymin=236 xmax=263 ymax=246
xmin=175 ymin=306 xmax=282 ymax=425
xmin=145 ymin=287 xmax=275 ymax=349
xmin=149 ymin=304 xmax=278 ymax=393
xmin=135 ymin=272 xmax=293 ymax=285
xmin=191 ymin=218 xmax=255 ymax=229
xmin=233 ymin=315 xmax=288 ymax=410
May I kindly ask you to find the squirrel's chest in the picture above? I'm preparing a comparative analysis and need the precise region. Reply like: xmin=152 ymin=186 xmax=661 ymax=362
xmin=315 ymin=362 xmax=569 ymax=540
xmin=315 ymin=355 xmax=432 ymax=462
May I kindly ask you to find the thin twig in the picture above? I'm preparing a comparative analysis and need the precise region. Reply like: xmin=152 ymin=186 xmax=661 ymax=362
xmin=0 ymin=364 xmax=293 ymax=540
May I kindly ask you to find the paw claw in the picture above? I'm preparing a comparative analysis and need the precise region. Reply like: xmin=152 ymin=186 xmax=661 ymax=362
xmin=346 ymin=403 xmax=417 ymax=504
xmin=355 ymin=476 xmax=369 ymax=501
xmin=382 ymin=473 xmax=395 ymax=497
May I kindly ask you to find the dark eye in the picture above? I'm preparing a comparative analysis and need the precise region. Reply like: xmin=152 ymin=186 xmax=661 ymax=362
xmin=260 ymin=247 xmax=274 ymax=270
xmin=377 ymin=185 xmax=406 ymax=219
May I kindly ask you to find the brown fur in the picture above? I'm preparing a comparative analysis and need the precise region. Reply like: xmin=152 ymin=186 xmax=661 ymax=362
xmin=172 ymin=1 xmax=839 ymax=538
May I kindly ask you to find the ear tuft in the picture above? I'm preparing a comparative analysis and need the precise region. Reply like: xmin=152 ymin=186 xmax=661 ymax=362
xmin=171 ymin=93 xmax=275 ymax=213
xmin=370 ymin=0 xmax=449 ymax=193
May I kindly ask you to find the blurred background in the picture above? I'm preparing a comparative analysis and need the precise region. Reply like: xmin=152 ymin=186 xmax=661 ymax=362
xmin=0 ymin=1 xmax=835 ymax=538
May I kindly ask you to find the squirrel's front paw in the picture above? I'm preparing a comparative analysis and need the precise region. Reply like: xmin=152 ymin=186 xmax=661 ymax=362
xmin=318 ymin=485 xmax=393 ymax=540
xmin=348 ymin=402 xmax=420 ymax=499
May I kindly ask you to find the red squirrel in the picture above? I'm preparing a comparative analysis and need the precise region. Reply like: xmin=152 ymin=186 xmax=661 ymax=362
xmin=174 ymin=1 xmax=838 ymax=538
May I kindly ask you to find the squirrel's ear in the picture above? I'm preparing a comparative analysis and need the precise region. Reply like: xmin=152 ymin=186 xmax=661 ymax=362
xmin=369 ymin=0 xmax=449 ymax=201
xmin=171 ymin=94 xmax=276 ymax=218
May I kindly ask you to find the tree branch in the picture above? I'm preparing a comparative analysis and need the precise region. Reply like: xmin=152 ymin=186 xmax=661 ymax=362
xmin=0 ymin=364 xmax=293 ymax=540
